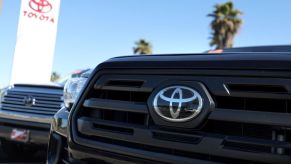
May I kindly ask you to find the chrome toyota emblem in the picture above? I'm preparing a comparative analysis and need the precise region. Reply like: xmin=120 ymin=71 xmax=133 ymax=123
xmin=23 ymin=96 xmax=36 ymax=107
xmin=153 ymin=86 xmax=203 ymax=122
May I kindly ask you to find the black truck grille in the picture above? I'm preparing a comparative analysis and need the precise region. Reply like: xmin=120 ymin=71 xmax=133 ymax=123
xmin=75 ymin=73 xmax=291 ymax=163
xmin=1 ymin=86 xmax=63 ymax=116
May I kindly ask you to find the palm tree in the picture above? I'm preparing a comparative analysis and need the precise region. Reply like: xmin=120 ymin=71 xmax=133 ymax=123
xmin=51 ymin=72 xmax=61 ymax=82
xmin=208 ymin=1 xmax=242 ymax=49
xmin=133 ymin=39 xmax=153 ymax=55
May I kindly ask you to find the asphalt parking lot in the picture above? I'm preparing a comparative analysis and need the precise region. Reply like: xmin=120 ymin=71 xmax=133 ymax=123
xmin=0 ymin=146 xmax=46 ymax=163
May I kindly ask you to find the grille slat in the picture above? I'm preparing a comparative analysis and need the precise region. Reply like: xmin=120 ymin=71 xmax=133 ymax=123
xmin=7 ymin=90 xmax=62 ymax=98
xmin=83 ymin=98 xmax=148 ymax=114
xmin=3 ymin=97 xmax=23 ymax=102
xmin=94 ymin=75 xmax=162 ymax=92
xmin=78 ymin=117 xmax=137 ymax=136
xmin=1 ymin=106 xmax=56 ymax=115
xmin=2 ymin=103 xmax=60 ymax=112
xmin=5 ymin=94 xmax=62 ymax=102
xmin=2 ymin=101 xmax=62 ymax=109
xmin=35 ymin=100 xmax=63 ymax=106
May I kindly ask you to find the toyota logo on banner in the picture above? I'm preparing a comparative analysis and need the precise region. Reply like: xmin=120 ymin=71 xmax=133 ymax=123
xmin=29 ymin=0 xmax=52 ymax=13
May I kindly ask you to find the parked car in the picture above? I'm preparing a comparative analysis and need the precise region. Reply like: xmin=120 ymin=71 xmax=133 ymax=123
xmin=0 ymin=70 xmax=89 ymax=157
xmin=49 ymin=46 xmax=291 ymax=164
xmin=0 ymin=83 xmax=63 ymax=156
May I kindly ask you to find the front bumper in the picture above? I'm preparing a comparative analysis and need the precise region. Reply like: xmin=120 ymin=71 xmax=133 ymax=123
xmin=0 ymin=117 xmax=50 ymax=145
xmin=68 ymin=143 xmax=216 ymax=164
xmin=0 ymin=109 xmax=53 ymax=144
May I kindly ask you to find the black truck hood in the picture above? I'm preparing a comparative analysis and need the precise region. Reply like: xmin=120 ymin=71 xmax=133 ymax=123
xmin=98 ymin=53 xmax=291 ymax=71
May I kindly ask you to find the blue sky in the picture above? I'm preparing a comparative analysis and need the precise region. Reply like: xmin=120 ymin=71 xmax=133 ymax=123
xmin=1 ymin=0 xmax=291 ymax=87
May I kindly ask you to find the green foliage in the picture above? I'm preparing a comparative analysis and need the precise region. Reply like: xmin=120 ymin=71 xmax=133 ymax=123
xmin=208 ymin=1 xmax=242 ymax=49
xmin=51 ymin=72 xmax=61 ymax=82
xmin=133 ymin=39 xmax=153 ymax=55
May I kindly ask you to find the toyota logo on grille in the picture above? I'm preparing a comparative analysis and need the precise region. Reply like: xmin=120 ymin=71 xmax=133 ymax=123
xmin=29 ymin=0 xmax=52 ymax=13
xmin=23 ymin=96 xmax=36 ymax=107
xmin=153 ymin=86 xmax=203 ymax=122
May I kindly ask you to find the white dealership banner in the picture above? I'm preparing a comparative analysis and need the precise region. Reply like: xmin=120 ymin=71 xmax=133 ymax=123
xmin=10 ymin=0 xmax=61 ymax=84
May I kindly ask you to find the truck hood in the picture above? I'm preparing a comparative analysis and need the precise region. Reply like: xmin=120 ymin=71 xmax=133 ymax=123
xmin=98 ymin=53 xmax=291 ymax=71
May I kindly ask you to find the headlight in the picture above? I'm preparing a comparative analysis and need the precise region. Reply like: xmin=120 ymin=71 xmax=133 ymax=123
xmin=63 ymin=77 xmax=87 ymax=109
